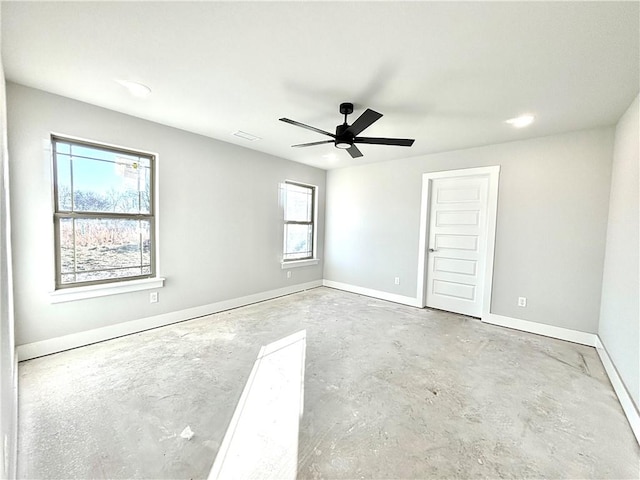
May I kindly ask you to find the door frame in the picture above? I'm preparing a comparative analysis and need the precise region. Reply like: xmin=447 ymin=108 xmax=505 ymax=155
xmin=416 ymin=166 xmax=500 ymax=319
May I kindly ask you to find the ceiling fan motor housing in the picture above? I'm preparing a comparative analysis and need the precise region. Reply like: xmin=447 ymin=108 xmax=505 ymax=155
xmin=335 ymin=123 xmax=354 ymax=148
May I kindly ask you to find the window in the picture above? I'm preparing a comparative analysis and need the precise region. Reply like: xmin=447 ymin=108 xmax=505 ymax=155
xmin=52 ymin=136 xmax=156 ymax=289
xmin=283 ymin=181 xmax=315 ymax=262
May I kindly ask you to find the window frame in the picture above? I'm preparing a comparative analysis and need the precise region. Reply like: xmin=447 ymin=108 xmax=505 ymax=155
xmin=51 ymin=135 xmax=158 ymax=290
xmin=282 ymin=180 xmax=317 ymax=265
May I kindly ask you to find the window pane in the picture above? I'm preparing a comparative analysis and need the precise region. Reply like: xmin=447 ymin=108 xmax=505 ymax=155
xmin=59 ymin=217 xmax=75 ymax=275
xmin=137 ymin=157 xmax=151 ymax=169
xmin=56 ymin=142 xmax=71 ymax=154
xmin=72 ymin=156 xmax=148 ymax=214
xmin=285 ymin=183 xmax=312 ymax=222
xmin=56 ymin=154 xmax=72 ymax=211
xmin=141 ymin=220 xmax=151 ymax=266
xmin=139 ymin=166 xmax=152 ymax=213
xmin=58 ymin=217 xmax=151 ymax=283
xmin=71 ymin=144 xmax=130 ymax=163
xmin=284 ymin=224 xmax=313 ymax=260
xmin=75 ymin=268 xmax=143 ymax=283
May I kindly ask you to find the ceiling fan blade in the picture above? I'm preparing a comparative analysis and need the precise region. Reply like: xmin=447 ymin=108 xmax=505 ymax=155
xmin=346 ymin=109 xmax=383 ymax=136
xmin=346 ymin=144 xmax=363 ymax=158
xmin=292 ymin=140 xmax=334 ymax=148
xmin=279 ymin=118 xmax=335 ymax=138
xmin=354 ymin=137 xmax=415 ymax=147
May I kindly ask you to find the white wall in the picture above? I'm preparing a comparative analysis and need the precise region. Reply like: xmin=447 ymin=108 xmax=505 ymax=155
xmin=325 ymin=128 xmax=614 ymax=333
xmin=7 ymin=83 xmax=326 ymax=347
xmin=0 ymin=15 xmax=18 ymax=477
xmin=599 ymin=94 xmax=639 ymax=408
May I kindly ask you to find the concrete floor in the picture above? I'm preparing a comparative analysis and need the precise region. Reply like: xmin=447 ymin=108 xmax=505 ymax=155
xmin=18 ymin=287 xmax=640 ymax=479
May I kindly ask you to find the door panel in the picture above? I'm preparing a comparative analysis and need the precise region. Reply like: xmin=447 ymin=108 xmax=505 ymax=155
xmin=432 ymin=280 xmax=476 ymax=301
xmin=436 ymin=210 xmax=479 ymax=226
xmin=426 ymin=176 xmax=489 ymax=317
xmin=437 ymin=186 xmax=481 ymax=203
xmin=434 ymin=257 xmax=477 ymax=276
xmin=434 ymin=234 xmax=478 ymax=251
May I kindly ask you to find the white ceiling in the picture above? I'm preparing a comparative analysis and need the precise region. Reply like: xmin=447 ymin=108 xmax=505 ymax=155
xmin=2 ymin=1 xmax=639 ymax=170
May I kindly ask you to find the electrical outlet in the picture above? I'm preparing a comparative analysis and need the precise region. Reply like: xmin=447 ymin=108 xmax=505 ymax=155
xmin=518 ymin=297 xmax=527 ymax=307
xmin=150 ymin=292 xmax=158 ymax=303
xmin=287 ymin=271 xmax=292 ymax=279
xmin=394 ymin=276 xmax=400 ymax=285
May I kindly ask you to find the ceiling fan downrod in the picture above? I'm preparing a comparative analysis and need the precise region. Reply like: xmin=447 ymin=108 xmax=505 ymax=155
xmin=336 ymin=103 xmax=355 ymax=148
xmin=339 ymin=102 xmax=354 ymax=124
xmin=334 ymin=102 xmax=354 ymax=150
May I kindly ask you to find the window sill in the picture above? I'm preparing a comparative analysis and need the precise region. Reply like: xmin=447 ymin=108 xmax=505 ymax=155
xmin=49 ymin=277 xmax=165 ymax=304
xmin=281 ymin=259 xmax=320 ymax=269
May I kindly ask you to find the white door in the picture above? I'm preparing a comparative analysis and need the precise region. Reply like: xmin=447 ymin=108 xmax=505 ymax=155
xmin=425 ymin=174 xmax=489 ymax=317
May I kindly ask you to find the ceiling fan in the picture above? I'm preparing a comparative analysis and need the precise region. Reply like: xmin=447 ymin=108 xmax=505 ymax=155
xmin=279 ymin=102 xmax=415 ymax=158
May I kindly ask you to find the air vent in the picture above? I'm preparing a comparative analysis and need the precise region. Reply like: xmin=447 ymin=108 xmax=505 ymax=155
xmin=233 ymin=131 xmax=261 ymax=141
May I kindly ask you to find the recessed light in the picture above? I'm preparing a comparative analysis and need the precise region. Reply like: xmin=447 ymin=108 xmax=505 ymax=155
xmin=232 ymin=130 xmax=261 ymax=142
xmin=505 ymin=114 xmax=535 ymax=128
xmin=116 ymin=80 xmax=152 ymax=98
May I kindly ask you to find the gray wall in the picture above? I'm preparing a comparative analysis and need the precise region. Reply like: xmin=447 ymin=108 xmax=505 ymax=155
xmin=599 ymin=94 xmax=639 ymax=407
xmin=324 ymin=128 xmax=613 ymax=333
xmin=0 ymin=24 xmax=17 ymax=478
xmin=7 ymin=83 xmax=326 ymax=346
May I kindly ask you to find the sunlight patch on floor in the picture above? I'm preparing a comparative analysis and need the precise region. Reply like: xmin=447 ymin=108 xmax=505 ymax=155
xmin=208 ymin=330 xmax=306 ymax=480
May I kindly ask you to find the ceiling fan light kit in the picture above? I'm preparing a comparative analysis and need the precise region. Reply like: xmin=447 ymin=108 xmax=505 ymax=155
xmin=279 ymin=102 xmax=415 ymax=158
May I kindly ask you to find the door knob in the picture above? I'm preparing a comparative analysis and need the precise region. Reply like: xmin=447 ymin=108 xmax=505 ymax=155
xmin=429 ymin=248 xmax=438 ymax=252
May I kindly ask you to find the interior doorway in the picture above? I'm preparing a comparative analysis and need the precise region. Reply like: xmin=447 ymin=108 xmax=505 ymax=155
xmin=416 ymin=166 xmax=500 ymax=319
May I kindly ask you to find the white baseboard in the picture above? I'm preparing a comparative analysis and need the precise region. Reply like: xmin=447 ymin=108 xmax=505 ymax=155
xmin=482 ymin=313 xmax=597 ymax=347
xmin=17 ymin=280 xmax=322 ymax=361
xmin=10 ymin=355 xmax=18 ymax=479
xmin=595 ymin=336 xmax=640 ymax=445
xmin=16 ymin=280 xmax=639 ymax=448
xmin=322 ymin=280 xmax=421 ymax=307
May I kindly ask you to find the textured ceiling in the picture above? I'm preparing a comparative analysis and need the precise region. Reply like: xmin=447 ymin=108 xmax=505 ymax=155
xmin=2 ymin=1 xmax=639 ymax=169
